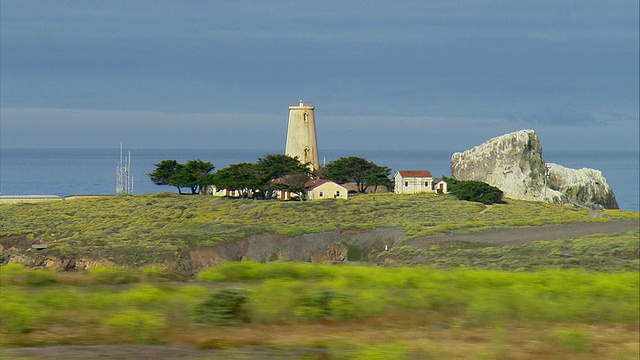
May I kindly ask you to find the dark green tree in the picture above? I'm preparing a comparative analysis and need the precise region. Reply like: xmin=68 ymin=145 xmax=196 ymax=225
xmin=213 ymin=162 xmax=262 ymax=198
xmin=444 ymin=177 xmax=504 ymax=204
xmin=269 ymin=173 xmax=311 ymax=200
xmin=181 ymin=159 xmax=215 ymax=195
xmin=322 ymin=157 xmax=391 ymax=193
xmin=257 ymin=154 xmax=311 ymax=179
xmin=148 ymin=160 xmax=182 ymax=193
xmin=213 ymin=154 xmax=312 ymax=199
xmin=257 ymin=154 xmax=312 ymax=198
xmin=148 ymin=159 xmax=214 ymax=195
xmin=365 ymin=165 xmax=394 ymax=192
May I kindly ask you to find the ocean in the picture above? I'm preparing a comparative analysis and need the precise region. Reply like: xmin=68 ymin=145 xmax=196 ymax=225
xmin=1 ymin=148 xmax=638 ymax=212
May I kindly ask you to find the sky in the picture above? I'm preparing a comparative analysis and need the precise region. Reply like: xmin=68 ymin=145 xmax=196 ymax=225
xmin=1 ymin=0 xmax=638 ymax=152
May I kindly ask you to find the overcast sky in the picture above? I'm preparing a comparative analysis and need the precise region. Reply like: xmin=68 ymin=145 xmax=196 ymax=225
xmin=1 ymin=1 xmax=638 ymax=151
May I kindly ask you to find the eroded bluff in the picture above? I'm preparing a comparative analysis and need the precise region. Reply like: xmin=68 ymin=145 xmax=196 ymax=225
xmin=451 ymin=129 xmax=618 ymax=209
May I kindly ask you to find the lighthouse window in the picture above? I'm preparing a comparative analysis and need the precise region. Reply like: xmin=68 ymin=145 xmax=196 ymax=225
xmin=303 ymin=113 xmax=309 ymax=122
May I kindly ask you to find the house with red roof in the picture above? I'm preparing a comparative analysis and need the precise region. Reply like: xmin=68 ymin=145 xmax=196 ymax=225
xmin=393 ymin=170 xmax=447 ymax=194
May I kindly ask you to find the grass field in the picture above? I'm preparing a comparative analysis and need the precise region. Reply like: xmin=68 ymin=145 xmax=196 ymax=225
xmin=1 ymin=193 xmax=637 ymax=268
xmin=1 ymin=263 xmax=638 ymax=359
xmin=1 ymin=193 xmax=638 ymax=358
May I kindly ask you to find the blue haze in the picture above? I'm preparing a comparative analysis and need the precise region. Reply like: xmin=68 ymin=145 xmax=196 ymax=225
xmin=1 ymin=148 xmax=637 ymax=211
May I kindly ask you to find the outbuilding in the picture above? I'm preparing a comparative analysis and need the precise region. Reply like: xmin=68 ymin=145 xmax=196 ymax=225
xmin=393 ymin=170 xmax=447 ymax=194
xmin=305 ymin=179 xmax=348 ymax=200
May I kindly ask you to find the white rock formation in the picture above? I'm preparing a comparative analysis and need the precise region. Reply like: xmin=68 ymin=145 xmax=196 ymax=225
xmin=451 ymin=130 xmax=618 ymax=209
xmin=546 ymin=163 xmax=618 ymax=209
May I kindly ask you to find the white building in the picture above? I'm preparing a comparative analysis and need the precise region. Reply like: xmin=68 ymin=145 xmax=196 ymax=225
xmin=394 ymin=170 xmax=447 ymax=194
xmin=305 ymin=179 xmax=348 ymax=200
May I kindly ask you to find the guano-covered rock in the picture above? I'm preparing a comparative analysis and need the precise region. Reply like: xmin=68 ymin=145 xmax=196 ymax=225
xmin=451 ymin=130 xmax=618 ymax=209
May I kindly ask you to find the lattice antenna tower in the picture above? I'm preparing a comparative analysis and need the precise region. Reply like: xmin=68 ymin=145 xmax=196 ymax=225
xmin=116 ymin=143 xmax=132 ymax=194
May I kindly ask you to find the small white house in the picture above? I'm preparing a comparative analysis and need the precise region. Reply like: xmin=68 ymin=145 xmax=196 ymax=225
xmin=394 ymin=170 xmax=447 ymax=194
xmin=305 ymin=179 xmax=348 ymax=200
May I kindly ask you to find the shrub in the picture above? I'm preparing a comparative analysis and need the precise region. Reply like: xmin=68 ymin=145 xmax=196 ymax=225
xmin=90 ymin=266 xmax=140 ymax=285
xmin=555 ymin=328 xmax=591 ymax=353
xmin=196 ymin=262 xmax=263 ymax=282
xmin=0 ymin=265 xmax=57 ymax=286
xmin=141 ymin=265 xmax=184 ymax=282
xmin=191 ymin=288 xmax=250 ymax=326
xmin=103 ymin=309 xmax=166 ymax=343
xmin=445 ymin=177 xmax=504 ymax=204
xmin=0 ymin=301 xmax=40 ymax=333
xmin=294 ymin=289 xmax=356 ymax=321
xmin=346 ymin=244 xmax=363 ymax=261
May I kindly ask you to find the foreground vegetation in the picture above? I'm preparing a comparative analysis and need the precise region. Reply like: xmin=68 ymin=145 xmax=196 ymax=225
xmin=1 ymin=193 xmax=637 ymax=267
xmin=1 ymin=263 xmax=638 ymax=358
xmin=2 ymin=194 xmax=638 ymax=358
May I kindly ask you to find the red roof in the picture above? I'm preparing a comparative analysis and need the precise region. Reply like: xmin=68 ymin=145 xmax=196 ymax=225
xmin=304 ymin=179 xmax=334 ymax=190
xmin=397 ymin=170 xmax=433 ymax=178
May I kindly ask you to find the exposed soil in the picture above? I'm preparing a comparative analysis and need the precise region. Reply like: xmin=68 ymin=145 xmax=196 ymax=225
xmin=2 ymin=221 xmax=638 ymax=273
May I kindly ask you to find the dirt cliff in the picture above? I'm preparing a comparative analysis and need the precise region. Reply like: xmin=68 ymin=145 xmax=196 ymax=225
xmin=2 ymin=227 xmax=407 ymax=275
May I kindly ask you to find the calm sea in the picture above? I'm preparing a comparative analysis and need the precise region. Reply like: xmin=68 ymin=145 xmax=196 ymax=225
xmin=1 ymin=148 xmax=638 ymax=211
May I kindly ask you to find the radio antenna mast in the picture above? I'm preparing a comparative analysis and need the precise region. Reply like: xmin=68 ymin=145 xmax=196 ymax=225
xmin=116 ymin=143 xmax=132 ymax=194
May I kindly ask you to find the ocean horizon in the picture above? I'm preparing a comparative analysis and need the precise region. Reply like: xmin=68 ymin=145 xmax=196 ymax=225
xmin=1 ymin=147 xmax=638 ymax=212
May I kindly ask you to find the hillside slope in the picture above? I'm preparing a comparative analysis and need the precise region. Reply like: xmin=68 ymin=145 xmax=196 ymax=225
xmin=1 ymin=193 xmax=637 ymax=272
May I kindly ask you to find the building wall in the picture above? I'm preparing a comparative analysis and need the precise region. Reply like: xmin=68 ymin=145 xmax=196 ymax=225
xmin=394 ymin=174 xmax=433 ymax=194
xmin=307 ymin=182 xmax=348 ymax=200
xmin=285 ymin=102 xmax=319 ymax=170
xmin=434 ymin=181 xmax=448 ymax=194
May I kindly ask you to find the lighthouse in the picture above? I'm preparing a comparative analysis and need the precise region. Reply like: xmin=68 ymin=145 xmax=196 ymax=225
xmin=285 ymin=101 xmax=319 ymax=170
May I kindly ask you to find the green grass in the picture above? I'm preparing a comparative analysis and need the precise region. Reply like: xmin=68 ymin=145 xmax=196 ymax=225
xmin=383 ymin=229 xmax=640 ymax=271
xmin=196 ymin=262 xmax=639 ymax=324
xmin=1 ymin=193 xmax=637 ymax=267
xmin=0 ymin=264 xmax=637 ymax=359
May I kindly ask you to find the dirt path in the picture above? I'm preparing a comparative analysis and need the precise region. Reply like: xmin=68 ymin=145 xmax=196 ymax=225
xmin=406 ymin=220 xmax=639 ymax=248
xmin=3 ymin=345 xmax=337 ymax=360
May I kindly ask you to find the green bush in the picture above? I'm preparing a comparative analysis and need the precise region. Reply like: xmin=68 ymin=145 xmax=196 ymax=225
xmin=196 ymin=261 xmax=335 ymax=282
xmin=90 ymin=266 xmax=140 ymax=284
xmin=191 ymin=288 xmax=250 ymax=326
xmin=0 ymin=264 xmax=58 ymax=286
xmin=346 ymin=244 xmax=363 ymax=261
xmin=294 ymin=289 xmax=356 ymax=321
xmin=555 ymin=328 xmax=591 ymax=352
xmin=445 ymin=177 xmax=504 ymax=204
xmin=103 ymin=309 xmax=166 ymax=343
xmin=0 ymin=301 xmax=40 ymax=333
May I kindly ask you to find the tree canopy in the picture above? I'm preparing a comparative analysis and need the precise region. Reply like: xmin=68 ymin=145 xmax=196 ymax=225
xmin=148 ymin=160 xmax=180 ymax=190
xmin=321 ymin=156 xmax=392 ymax=193
xmin=444 ymin=177 xmax=504 ymax=204
xmin=212 ymin=154 xmax=312 ymax=199
xmin=148 ymin=159 xmax=215 ymax=195
xmin=148 ymin=154 xmax=394 ymax=198
xmin=213 ymin=162 xmax=262 ymax=198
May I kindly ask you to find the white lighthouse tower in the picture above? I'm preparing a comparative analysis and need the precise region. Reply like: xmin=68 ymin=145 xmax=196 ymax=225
xmin=285 ymin=101 xmax=319 ymax=170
